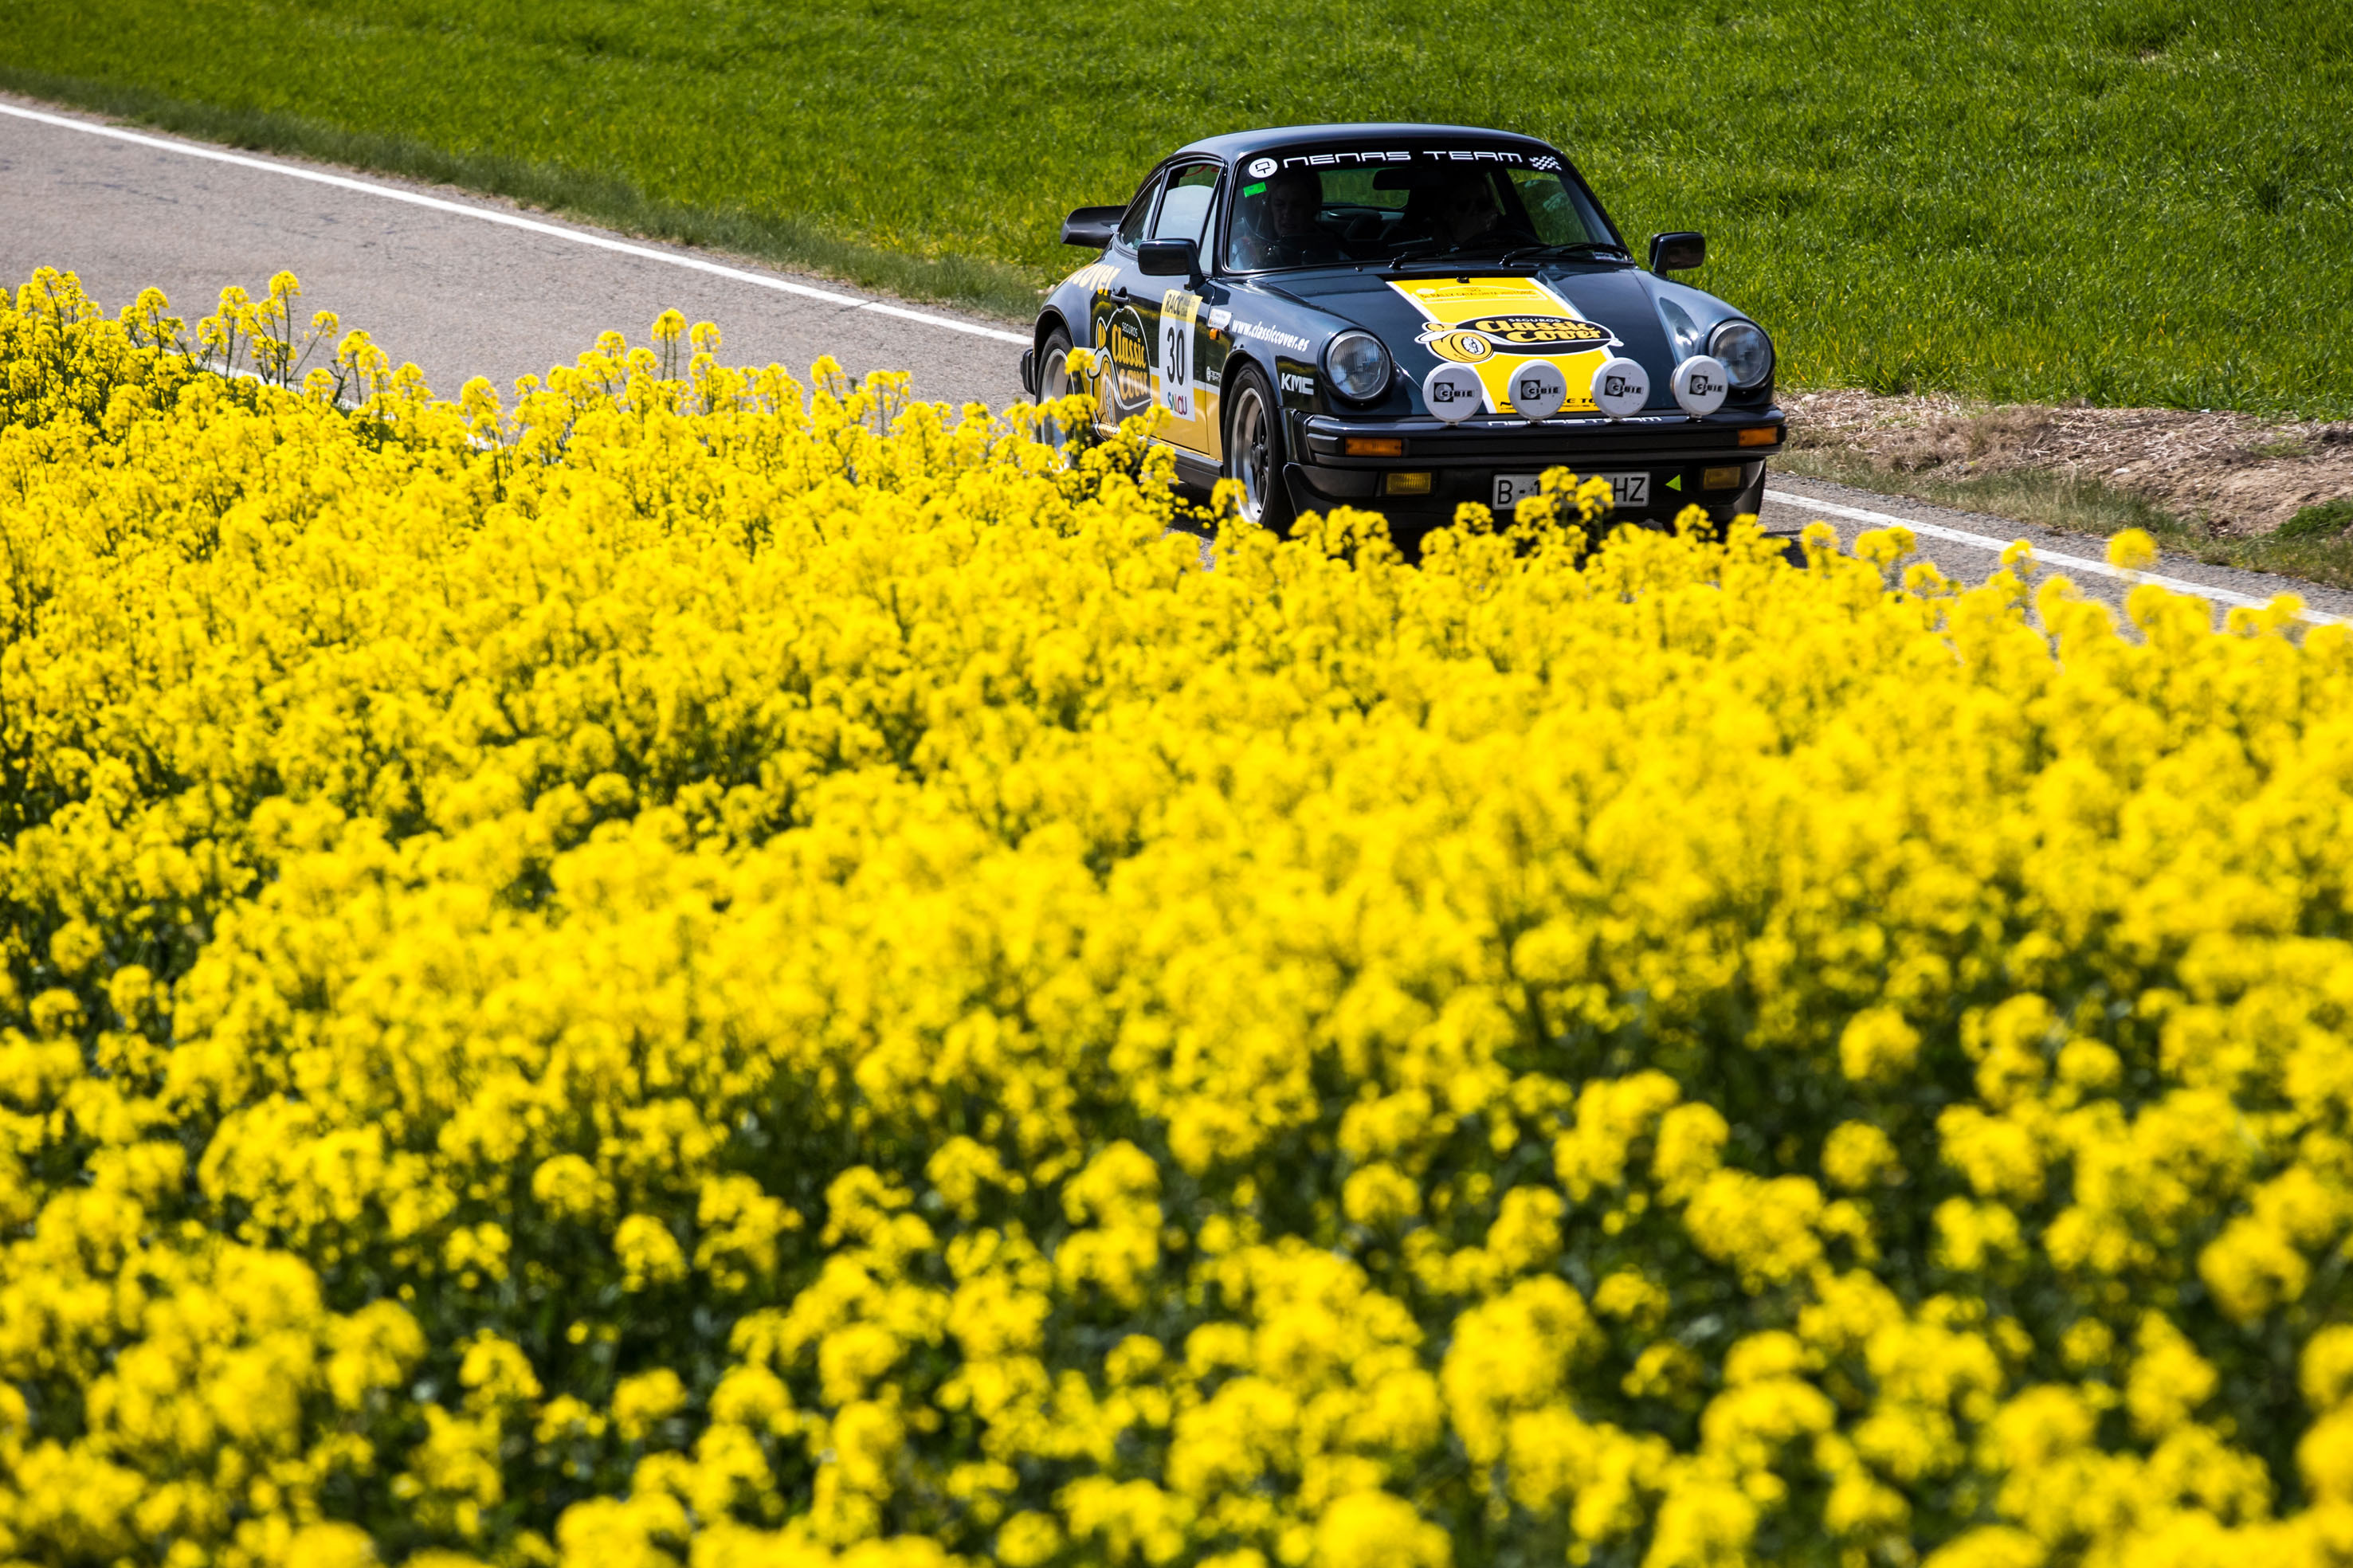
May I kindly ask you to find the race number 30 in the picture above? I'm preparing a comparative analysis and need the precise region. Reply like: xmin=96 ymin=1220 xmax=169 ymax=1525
xmin=1158 ymin=316 xmax=1192 ymax=419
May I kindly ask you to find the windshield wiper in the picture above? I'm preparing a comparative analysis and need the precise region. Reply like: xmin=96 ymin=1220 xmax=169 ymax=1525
xmin=1492 ymin=241 xmax=1631 ymax=267
xmin=1364 ymin=237 xmax=1444 ymax=268
xmin=1382 ymin=239 xmax=1626 ymax=274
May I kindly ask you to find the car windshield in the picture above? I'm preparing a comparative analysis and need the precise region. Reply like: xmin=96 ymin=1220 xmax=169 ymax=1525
xmin=1224 ymin=143 xmax=1618 ymax=272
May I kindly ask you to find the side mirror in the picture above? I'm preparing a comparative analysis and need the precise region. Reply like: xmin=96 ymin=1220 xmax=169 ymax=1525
xmin=1649 ymin=231 xmax=1706 ymax=273
xmin=1061 ymin=206 xmax=1124 ymax=248
xmin=1137 ymin=238 xmax=1202 ymax=281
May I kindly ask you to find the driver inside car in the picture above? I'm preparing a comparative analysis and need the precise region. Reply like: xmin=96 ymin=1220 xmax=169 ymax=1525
xmin=1405 ymin=174 xmax=1531 ymax=251
xmin=1434 ymin=180 xmax=1506 ymax=245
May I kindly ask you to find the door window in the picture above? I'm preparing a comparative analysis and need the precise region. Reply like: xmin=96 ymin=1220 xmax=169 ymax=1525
xmin=1115 ymin=175 xmax=1159 ymax=250
xmin=1151 ymin=163 xmax=1222 ymax=249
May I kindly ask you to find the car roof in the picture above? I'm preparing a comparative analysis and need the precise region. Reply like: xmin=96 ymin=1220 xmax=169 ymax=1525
xmin=1169 ymin=123 xmax=1559 ymax=164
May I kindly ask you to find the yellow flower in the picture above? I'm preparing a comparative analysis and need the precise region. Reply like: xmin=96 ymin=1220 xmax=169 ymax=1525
xmin=1839 ymin=1008 xmax=1920 ymax=1083
xmin=2106 ymin=527 xmax=2159 ymax=571
xmin=1822 ymin=1122 xmax=1900 ymax=1192
xmin=1312 ymin=1491 xmax=1448 ymax=1568
xmin=615 ymin=1216 xmax=689 ymax=1292
xmin=7 ymin=265 xmax=2353 ymax=1566
xmin=612 ymin=1370 xmax=689 ymax=1443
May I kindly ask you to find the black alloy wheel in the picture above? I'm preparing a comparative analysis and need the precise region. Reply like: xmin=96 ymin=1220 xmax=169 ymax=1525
xmin=1222 ymin=364 xmax=1295 ymax=531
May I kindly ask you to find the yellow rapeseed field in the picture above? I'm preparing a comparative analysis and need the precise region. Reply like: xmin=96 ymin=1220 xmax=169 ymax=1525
xmin=4 ymin=269 xmax=2352 ymax=1568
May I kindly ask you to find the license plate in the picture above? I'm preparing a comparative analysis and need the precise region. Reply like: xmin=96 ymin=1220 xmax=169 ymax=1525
xmin=1493 ymin=472 xmax=1649 ymax=510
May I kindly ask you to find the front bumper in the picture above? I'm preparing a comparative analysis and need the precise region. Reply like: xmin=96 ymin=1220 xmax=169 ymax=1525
xmin=1284 ymin=406 xmax=1786 ymax=527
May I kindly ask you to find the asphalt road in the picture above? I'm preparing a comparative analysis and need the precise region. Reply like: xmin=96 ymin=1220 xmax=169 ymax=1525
xmin=0 ymin=96 xmax=1024 ymax=407
xmin=8 ymin=93 xmax=2348 ymax=625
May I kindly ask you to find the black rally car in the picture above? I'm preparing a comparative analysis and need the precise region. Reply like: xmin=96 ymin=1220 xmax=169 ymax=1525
xmin=1019 ymin=122 xmax=1785 ymax=542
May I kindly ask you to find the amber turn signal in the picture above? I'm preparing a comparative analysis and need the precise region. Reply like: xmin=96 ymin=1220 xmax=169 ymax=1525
xmin=1737 ymin=426 xmax=1779 ymax=447
xmin=1344 ymin=437 xmax=1406 ymax=457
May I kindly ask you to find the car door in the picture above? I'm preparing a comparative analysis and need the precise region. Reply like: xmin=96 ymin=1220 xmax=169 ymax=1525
xmin=1140 ymin=162 xmax=1223 ymax=459
xmin=1088 ymin=172 xmax=1162 ymax=436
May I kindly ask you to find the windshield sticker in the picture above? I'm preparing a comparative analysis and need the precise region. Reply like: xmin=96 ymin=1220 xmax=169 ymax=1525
xmin=1233 ymin=319 xmax=1311 ymax=352
xmin=1389 ymin=276 xmax=1622 ymax=416
xmin=1261 ymin=147 xmax=1548 ymax=172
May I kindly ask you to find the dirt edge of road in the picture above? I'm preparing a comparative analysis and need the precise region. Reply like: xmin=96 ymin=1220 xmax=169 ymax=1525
xmin=1782 ymin=388 xmax=2353 ymax=589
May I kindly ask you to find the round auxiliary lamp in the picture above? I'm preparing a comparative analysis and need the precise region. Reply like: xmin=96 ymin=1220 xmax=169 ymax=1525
xmin=1671 ymin=355 xmax=1731 ymax=417
xmin=1589 ymin=356 xmax=1650 ymax=420
xmin=1422 ymin=363 xmax=1484 ymax=424
xmin=1506 ymin=360 xmax=1569 ymax=421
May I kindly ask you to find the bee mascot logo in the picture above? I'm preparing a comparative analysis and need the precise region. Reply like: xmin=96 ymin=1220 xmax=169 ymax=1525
xmin=1418 ymin=327 xmax=1494 ymax=364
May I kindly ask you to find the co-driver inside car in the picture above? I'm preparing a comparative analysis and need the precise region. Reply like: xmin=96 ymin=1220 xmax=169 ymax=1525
xmin=1237 ymin=171 xmax=1344 ymax=269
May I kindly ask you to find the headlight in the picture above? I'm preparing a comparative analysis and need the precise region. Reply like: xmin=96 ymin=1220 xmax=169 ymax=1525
xmin=1708 ymin=319 xmax=1774 ymax=389
xmin=1321 ymin=330 xmax=1392 ymax=403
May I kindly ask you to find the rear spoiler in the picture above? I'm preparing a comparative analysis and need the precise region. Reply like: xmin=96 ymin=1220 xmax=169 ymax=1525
xmin=1061 ymin=206 xmax=1124 ymax=248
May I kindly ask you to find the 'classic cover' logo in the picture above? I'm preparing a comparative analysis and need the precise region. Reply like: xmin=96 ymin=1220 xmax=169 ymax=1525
xmin=1104 ymin=307 xmax=1152 ymax=415
xmin=1417 ymin=314 xmax=1610 ymax=364
xmin=1462 ymin=315 xmax=1610 ymax=348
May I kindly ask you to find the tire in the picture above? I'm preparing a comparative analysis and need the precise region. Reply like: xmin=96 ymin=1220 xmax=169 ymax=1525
xmin=1222 ymin=363 xmax=1295 ymax=531
xmin=1035 ymin=325 xmax=1080 ymax=449
xmin=1731 ymin=461 xmax=1770 ymax=522
xmin=1036 ymin=325 xmax=1076 ymax=398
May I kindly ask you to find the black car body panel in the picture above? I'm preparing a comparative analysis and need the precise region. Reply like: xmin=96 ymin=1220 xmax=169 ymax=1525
xmin=1028 ymin=122 xmax=1785 ymax=537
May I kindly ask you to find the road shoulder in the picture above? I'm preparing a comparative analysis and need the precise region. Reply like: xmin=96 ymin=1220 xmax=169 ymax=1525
xmin=1760 ymin=471 xmax=2353 ymax=624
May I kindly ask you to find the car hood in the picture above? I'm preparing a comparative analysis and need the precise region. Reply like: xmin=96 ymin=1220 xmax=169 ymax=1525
xmin=1252 ymin=265 xmax=1752 ymax=415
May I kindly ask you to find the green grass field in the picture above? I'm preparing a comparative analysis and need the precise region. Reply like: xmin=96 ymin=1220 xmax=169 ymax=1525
xmin=4 ymin=0 xmax=2349 ymax=415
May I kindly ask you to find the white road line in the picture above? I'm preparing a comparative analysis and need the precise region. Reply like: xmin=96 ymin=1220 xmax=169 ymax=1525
xmin=0 ymin=100 xmax=1031 ymax=347
xmin=1764 ymin=488 xmax=2341 ymax=625
xmin=4 ymin=96 xmax=2339 ymax=622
